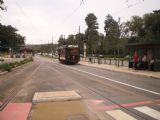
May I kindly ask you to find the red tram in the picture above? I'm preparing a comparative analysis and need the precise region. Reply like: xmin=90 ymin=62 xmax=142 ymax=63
xmin=58 ymin=45 xmax=80 ymax=64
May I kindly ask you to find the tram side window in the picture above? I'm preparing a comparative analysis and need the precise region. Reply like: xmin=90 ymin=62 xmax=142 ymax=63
xmin=70 ymin=49 xmax=79 ymax=55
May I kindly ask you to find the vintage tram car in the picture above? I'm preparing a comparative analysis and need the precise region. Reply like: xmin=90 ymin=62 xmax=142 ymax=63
xmin=58 ymin=45 xmax=80 ymax=64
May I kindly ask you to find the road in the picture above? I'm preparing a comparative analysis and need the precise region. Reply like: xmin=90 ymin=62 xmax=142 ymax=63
xmin=0 ymin=56 xmax=160 ymax=120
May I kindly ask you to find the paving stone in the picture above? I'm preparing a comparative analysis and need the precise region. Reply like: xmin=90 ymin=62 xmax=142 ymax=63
xmin=67 ymin=114 xmax=89 ymax=120
xmin=31 ymin=101 xmax=98 ymax=120
xmin=32 ymin=90 xmax=82 ymax=103
xmin=0 ymin=103 xmax=32 ymax=120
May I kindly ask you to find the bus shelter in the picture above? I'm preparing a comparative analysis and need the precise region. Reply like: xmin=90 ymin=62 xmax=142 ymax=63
xmin=126 ymin=43 xmax=160 ymax=71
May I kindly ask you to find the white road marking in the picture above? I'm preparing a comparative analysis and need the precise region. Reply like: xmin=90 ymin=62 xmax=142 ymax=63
xmin=64 ymin=65 xmax=160 ymax=96
xmin=106 ymin=110 xmax=137 ymax=120
xmin=134 ymin=106 xmax=160 ymax=120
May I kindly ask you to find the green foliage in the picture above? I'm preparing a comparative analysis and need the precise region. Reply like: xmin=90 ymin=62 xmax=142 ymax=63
xmin=75 ymin=33 xmax=85 ymax=54
xmin=0 ymin=23 xmax=25 ymax=52
xmin=58 ymin=35 xmax=66 ymax=46
xmin=104 ymin=14 xmax=120 ymax=39
xmin=143 ymin=11 xmax=160 ymax=43
xmin=0 ymin=57 xmax=33 ymax=72
xmin=66 ymin=35 xmax=77 ymax=45
xmin=0 ymin=63 xmax=12 ymax=72
xmin=125 ymin=10 xmax=160 ymax=43
xmin=104 ymin=14 xmax=120 ymax=54
xmin=38 ymin=43 xmax=57 ymax=55
xmin=57 ymin=10 xmax=160 ymax=57
xmin=0 ymin=0 xmax=5 ymax=10
xmin=85 ymin=13 xmax=99 ymax=55
xmin=57 ymin=33 xmax=85 ymax=54
xmin=85 ymin=13 xmax=98 ymax=30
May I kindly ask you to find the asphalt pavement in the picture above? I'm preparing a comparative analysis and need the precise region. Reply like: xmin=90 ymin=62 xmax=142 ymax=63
xmin=0 ymin=56 xmax=160 ymax=120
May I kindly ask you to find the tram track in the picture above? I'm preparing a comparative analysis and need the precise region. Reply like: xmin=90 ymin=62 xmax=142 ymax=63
xmin=0 ymin=58 xmax=158 ymax=119
xmin=0 ymin=87 xmax=21 ymax=111
xmin=52 ymin=63 xmax=159 ymax=120
xmin=0 ymin=62 xmax=41 ymax=111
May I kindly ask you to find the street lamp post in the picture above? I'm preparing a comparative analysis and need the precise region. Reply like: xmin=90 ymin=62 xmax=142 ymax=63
xmin=9 ymin=48 xmax=12 ymax=58
xmin=83 ymin=41 xmax=86 ymax=58
xmin=117 ymin=17 xmax=121 ymax=67
xmin=52 ymin=36 xmax=54 ymax=58
xmin=98 ymin=40 xmax=101 ymax=64
xmin=0 ymin=41 xmax=1 ymax=56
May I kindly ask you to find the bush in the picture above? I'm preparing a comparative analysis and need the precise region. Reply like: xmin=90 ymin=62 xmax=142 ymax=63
xmin=0 ymin=58 xmax=4 ymax=62
xmin=0 ymin=57 xmax=34 ymax=72
xmin=0 ymin=63 xmax=12 ymax=72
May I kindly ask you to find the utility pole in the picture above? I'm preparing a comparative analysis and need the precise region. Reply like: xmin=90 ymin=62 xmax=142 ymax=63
xmin=52 ymin=36 xmax=54 ymax=58
xmin=117 ymin=17 xmax=121 ymax=66
xmin=0 ymin=41 xmax=1 ymax=56
xmin=79 ymin=26 xmax=80 ymax=34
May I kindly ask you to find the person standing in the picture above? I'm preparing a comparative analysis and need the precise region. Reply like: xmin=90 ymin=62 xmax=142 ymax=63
xmin=133 ymin=51 xmax=139 ymax=70
xmin=142 ymin=54 xmax=147 ymax=69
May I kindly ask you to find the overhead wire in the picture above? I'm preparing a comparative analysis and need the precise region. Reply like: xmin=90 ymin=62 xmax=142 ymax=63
xmin=14 ymin=0 xmax=40 ymax=33
xmin=54 ymin=0 xmax=86 ymax=33
xmin=12 ymin=0 xmax=144 ymax=43
xmin=111 ymin=0 xmax=145 ymax=16
xmin=126 ymin=0 xmax=144 ymax=8
xmin=14 ymin=0 xmax=86 ymax=42
xmin=14 ymin=0 xmax=53 ymax=44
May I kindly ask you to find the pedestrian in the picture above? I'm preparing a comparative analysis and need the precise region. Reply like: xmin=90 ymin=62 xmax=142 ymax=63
xmin=149 ymin=58 xmax=155 ymax=71
xmin=142 ymin=54 xmax=147 ymax=69
xmin=133 ymin=51 xmax=139 ymax=70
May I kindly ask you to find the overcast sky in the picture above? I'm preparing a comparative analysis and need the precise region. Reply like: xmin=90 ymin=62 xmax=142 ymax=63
xmin=0 ymin=0 xmax=160 ymax=44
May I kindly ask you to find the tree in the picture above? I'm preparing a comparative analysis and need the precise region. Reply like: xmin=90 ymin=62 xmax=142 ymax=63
xmin=124 ymin=10 xmax=160 ymax=43
xmin=98 ymin=33 xmax=105 ymax=54
xmin=118 ymin=23 xmax=129 ymax=56
xmin=66 ymin=34 xmax=77 ymax=45
xmin=85 ymin=13 xmax=99 ymax=55
xmin=104 ymin=14 xmax=120 ymax=54
xmin=143 ymin=10 xmax=160 ymax=43
xmin=58 ymin=35 xmax=66 ymax=46
xmin=0 ymin=0 xmax=6 ymax=11
xmin=124 ymin=16 xmax=144 ymax=43
xmin=75 ymin=33 xmax=85 ymax=54
xmin=0 ymin=23 xmax=25 ymax=52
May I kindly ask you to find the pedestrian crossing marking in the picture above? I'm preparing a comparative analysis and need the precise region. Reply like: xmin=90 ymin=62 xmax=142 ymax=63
xmin=106 ymin=110 xmax=137 ymax=120
xmin=134 ymin=106 xmax=160 ymax=120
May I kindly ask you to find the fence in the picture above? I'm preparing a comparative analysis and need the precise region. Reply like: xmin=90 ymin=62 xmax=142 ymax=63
xmin=80 ymin=57 xmax=129 ymax=67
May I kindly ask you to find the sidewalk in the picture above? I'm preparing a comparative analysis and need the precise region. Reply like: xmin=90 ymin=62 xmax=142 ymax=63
xmin=79 ymin=61 xmax=160 ymax=79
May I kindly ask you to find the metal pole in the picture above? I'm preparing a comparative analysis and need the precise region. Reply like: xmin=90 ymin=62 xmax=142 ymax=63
xmin=0 ymin=41 xmax=1 ymax=56
xmin=52 ymin=36 xmax=54 ymax=58
xmin=118 ymin=49 xmax=119 ymax=67
xmin=83 ymin=42 xmax=86 ymax=58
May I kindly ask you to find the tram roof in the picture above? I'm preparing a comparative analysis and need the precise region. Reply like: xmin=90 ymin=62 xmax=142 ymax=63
xmin=59 ymin=45 xmax=79 ymax=49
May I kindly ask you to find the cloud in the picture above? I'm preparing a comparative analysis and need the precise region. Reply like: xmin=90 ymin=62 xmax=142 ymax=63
xmin=1 ymin=0 xmax=160 ymax=44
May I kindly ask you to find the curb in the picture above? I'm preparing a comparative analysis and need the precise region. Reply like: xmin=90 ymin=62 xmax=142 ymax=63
xmin=80 ymin=62 xmax=160 ymax=79
xmin=12 ymin=61 xmax=33 ymax=70
xmin=0 ymin=71 xmax=8 ymax=75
